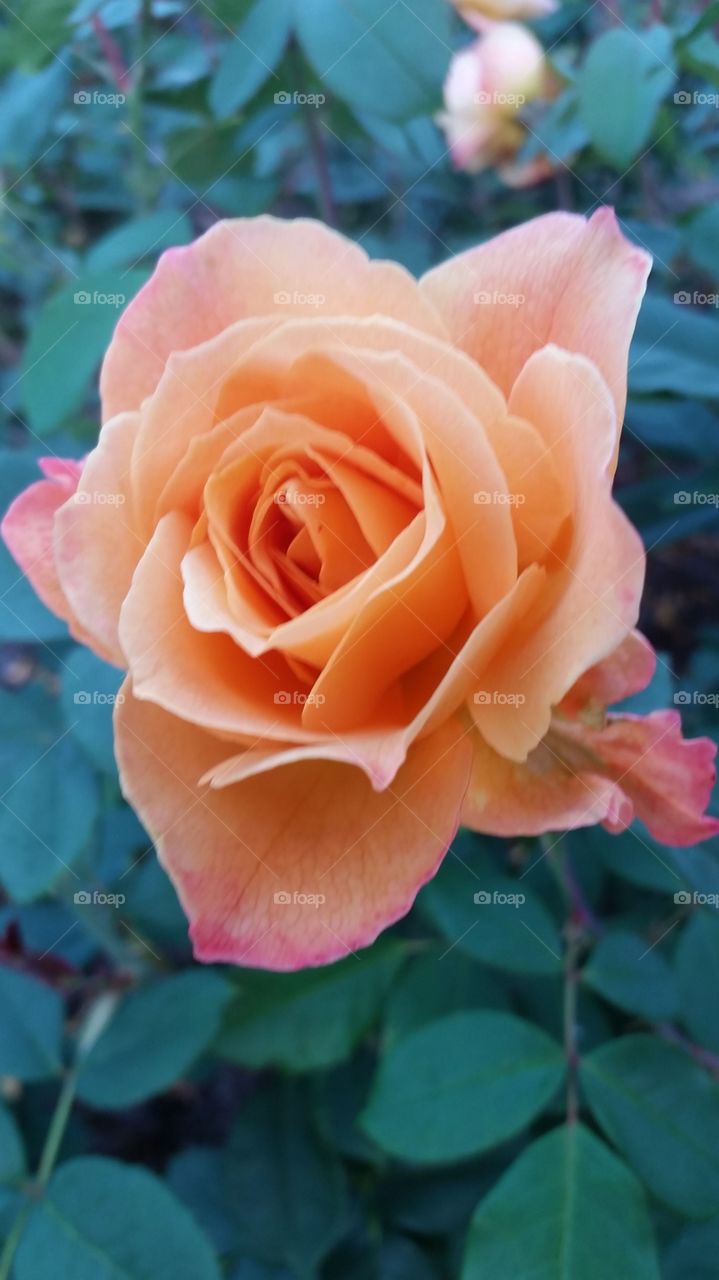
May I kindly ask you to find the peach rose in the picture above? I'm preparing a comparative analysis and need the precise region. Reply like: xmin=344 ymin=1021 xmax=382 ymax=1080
xmin=439 ymin=24 xmax=554 ymax=184
xmin=4 ymin=213 xmax=718 ymax=969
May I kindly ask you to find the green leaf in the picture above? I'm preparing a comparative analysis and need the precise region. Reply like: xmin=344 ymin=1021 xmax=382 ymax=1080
xmin=0 ymin=0 xmax=75 ymax=71
xmin=76 ymin=971 xmax=230 ymax=1109
xmin=675 ymin=912 xmax=719 ymax=1053
xmin=583 ymin=929 xmax=678 ymax=1021
xmin=462 ymin=1123 xmax=660 ymax=1280
xmin=419 ymin=846 xmax=562 ymax=975
xmin=209 ymin=0 xmax=294 ymax=119
xmin=85 ymin=211 xmax=194 ymax=272
xmin=581 ymin=1035 xmax=719 ymax=1217
xmin=663 ymin=1221 xmax=719 ymax=1280
xmin=0 ymin=451 xmax=70 ymax=643
xmin=60 ymin=646 xmax=124 ymax=774
xmin=21 ymin=269 xmax=149 ymax=435
xmin=15 ymin=1156 xmax=221 ymax=1280
xmin=383 ymin=948 xmax=508 ymax=1044
xmin=174 ymin=1082 xmax=349 ymax=1274
xmin=216 ymin=944 xmax=403 ymax=1072
xmin=0 ymin=685 xmax=100 ymax=902
xmin=0 ymin=966 xmax=63 ymax=1081
xmin=578 ymin=26 xmax=676 ymax=168
xmin=684 ymin=205 xmax=719 ymax=279
xmin=630 ymin=292 xmax=719 ymax=400
xmin=361 ymin=1011 xmax=564 ymax=1164
xmin=295 ymin=0 xmax=452 ymax=122
xmin=0 ymin=1102 xmax=26 ymax=1185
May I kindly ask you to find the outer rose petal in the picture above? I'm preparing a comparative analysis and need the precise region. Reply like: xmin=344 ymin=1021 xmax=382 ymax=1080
xmin=464 ymin=707 xmax=719 ymax=846
xmin=462 ymin=726 xmax=633 ymax=836
xmin=115 ymin=688 xmax=472 ymax=970
xmin=560 ymin=630 xmax=656 ymax=716
xmin=420 ymin=207 xmax=650 ymax=425
xmin=100 ymin=217 xmax=449 ymax=420
xmin=2 ymin=457 xmax=82 ymax=625
xmin=0 ymin=456 xmax=112 ymax=657
xmin=567 ymin=711 xmax=719 ymax=847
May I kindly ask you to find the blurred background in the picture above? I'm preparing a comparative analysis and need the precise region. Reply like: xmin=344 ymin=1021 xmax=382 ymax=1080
xmin=1 ymin=1 xmax=719 ymax=1277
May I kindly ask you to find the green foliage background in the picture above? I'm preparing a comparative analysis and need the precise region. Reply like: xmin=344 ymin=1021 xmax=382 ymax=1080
xmin=1 ymin=1 xmax=719 ymax=1277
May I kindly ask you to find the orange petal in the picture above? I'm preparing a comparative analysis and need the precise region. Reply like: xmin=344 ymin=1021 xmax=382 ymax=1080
xmin=114 ymin=688 xmax=472 ymax=969
xmin=462 ymin=724 xmax=632 ymax=836
xmin=420 ymin=207 xmax=650 ymax=425
xmin=54 ymin=413 xmax=141 ymax=665
xmin=560 ymin=630 xmax=656 ymax=717
xmin=101 ymin=216 xmax=448 ymax=420
xmin=471 ymin=348 xmax=645 ymax=761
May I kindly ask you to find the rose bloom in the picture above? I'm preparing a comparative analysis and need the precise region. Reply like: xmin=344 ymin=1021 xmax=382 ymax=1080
xmin=4 ymin=213 xmax=718 ymax=969
xmin=439 ymin=24 xmax=555 ymax=185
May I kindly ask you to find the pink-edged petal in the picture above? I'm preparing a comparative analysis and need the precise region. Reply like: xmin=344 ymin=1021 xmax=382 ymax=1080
xmin=2 ymin=456 xmax=82 ymax=626
xmin=571 ymin=710 xmax=719 ymax=847
xmin=54 ymin=413 xmax=141 ymax=666
xmin=115 ymin=688 xmax=472 ymax=970
xmin=420 ymin=207 xmax=650 ymax=425
xmin=561 ymin=630 xmax=656 ymax=717
xmin=462 ymin=725 xmax=633 ymax=836
xmin=100 ymin=216 xmax=448 ymax=420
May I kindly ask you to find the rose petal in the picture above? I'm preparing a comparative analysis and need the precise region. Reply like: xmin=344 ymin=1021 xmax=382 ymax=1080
xmin=101 ymin=217 xmax=448 ymax=420
xmin=420 ymin=207 xmax=650 ymax=425
xmin=115 ymin=688 xmax=472 ymax=969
